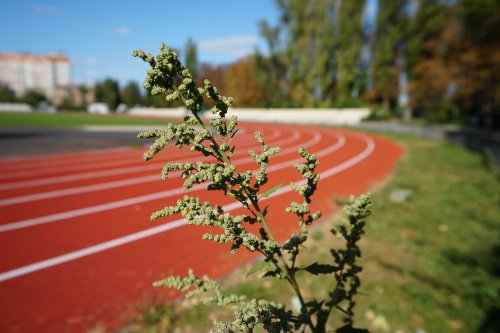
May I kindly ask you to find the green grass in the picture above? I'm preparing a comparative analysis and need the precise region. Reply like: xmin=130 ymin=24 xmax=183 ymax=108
xmin=357 ymin=136 xmax=500 ymax=333
xmin=120 ymin=134 xmax=500 ymax=333
xmin=0 ymin=112 xmax=177 ymax=127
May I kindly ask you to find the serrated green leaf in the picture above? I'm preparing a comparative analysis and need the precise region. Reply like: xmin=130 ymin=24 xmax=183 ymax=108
xmin=262 ymin=183 xmax=284 ymax=198
xmin=246 ymin=260 xmax=270 ymax=278
xmin=303 ymin=262 xmax=338 ymax=275
xmin=336 ymin=324 xmax=370 ymax=333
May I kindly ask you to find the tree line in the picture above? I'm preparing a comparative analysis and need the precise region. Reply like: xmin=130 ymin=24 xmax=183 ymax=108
xmin=196 ymin=0 xmax=499 ymax=123
xmin=2 ymin=0 xmax=496 ymax=123
xmin=0 ymin=80 xmax=145 ymax=111
xmin=118 ymin=0 xmax=499 ymax=124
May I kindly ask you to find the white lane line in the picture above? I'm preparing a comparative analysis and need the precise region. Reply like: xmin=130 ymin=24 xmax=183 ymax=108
xmin=0 ymin=129 xmax=289 ymax=191
xmin=0 ymin=132 xmax=374 ymax=283
xmin=320 ymin=131 xmax=375 ymax=178
xmin=0 ymin=174 xmax=158 ymax=207
xmin=0 ymin=147 xmax=145 ymax=172
xmin=266 ymin=134 xmax=345 ymax=172
xmin=0 ymin=186 xmax=197 ymax=233
xmin=0 ymin=132 xmax=325 ymax=231
xmin=0 ymin=162 xmax=165 ymax=191
xmin=0 ymin=156 xmax=148 ymax=180
xmin=0 ymin=132 xmax=318 ymax=207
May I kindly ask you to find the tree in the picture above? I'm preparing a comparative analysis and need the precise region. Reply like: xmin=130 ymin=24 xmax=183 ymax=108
xmin=459 ymin=0 xmax=500 ymax=117
xmin=314 ymin=0 xmax=340 ymax=105
xmin=0 ymin=84 xmax=15 ymax=102
xmin=78 ymin=85 xmax=90 ymax=109
xmin=121 ymin=81 xmax=143 ymax=107
xmin=276 ymin=0 xmax=337 ymax=106
xmin=20 ymin=89 xmax=47 ymax=107
xmin=224 ymin=56 xmax=264 ymax=107
xmin=409 ymin=4 xmax=461 ymax=120
xmin=254 ymin=20 xmax=288 ymax=107
xmin=260 ymin=0 xmax=366 ymax=107
xmin=94 ymin=78 xmax=121 ymax=110
xmin=197 ymin=63 xmax=227 ymax=95
xmin=336 ymin=0 xmax=366 ymax=104
xmin=408 ymin=0 xmax=499 ymax=121
xmin=373 ymin=0 xmax=406 ymax=112
xmin=184 ymin=38 xmax=198 ymax=80
xmin=400 ymin=0 xmax=449 ymax=120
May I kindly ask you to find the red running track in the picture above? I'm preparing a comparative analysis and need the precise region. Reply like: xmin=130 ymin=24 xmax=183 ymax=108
xmin=0 ymin=123 xmax=403 ymax=333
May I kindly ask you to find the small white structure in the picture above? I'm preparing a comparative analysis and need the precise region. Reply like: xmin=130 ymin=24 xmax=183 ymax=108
xmin=116 ymin=103 xmax=128 ymax=114
xmin=36 ymin=101 xmax=58 ymax=114
xmin=0 ymin=102 xmax=32 ymax=113
xmin=225 ymin=108 xmax=371 ymax=126
xmin=128 ymin=107 xmax=370 ymax=126
xmin=128 ymin=107 xmax=185 ymax=118
xmin=87 ymin=103 xmax=110 ymax=115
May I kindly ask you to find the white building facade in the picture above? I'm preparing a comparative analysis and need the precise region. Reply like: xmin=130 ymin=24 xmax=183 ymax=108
xmin=0 ymin=53 xmax=71 ymax=98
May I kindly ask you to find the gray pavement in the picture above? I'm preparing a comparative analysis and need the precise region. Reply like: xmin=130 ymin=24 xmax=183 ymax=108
xmin=0 ymin=126 xmax=151 ymax=159
xmin=349 ymin=121 xmax=459 ymax=140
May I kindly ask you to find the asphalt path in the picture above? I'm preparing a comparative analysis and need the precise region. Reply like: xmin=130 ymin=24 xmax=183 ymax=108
xmin=0 ymin=126 xmax=148 ymax=158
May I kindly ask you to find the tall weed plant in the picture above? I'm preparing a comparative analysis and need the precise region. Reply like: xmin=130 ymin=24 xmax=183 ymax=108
xmin=134 ymin=44 xmax=370 ymax=333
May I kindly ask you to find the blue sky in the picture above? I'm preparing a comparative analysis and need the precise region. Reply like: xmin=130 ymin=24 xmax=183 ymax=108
xmin=0 ymin=0 xmax=279 ymax=86
xmin=0 ymin=1 xmax=378 ymax=87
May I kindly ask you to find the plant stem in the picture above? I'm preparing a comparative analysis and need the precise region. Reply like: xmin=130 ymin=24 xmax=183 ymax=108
xmin=191 ymin=107 xmax=316 ymax=331
xmin=246 ymin=193 xmax=316 ymax=331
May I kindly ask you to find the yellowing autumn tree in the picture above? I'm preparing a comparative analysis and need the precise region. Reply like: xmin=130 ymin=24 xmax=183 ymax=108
xmin=224 ymin=56 xmax=264 ymax=107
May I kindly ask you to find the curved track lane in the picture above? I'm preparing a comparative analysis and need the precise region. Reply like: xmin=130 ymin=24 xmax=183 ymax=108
xmin=0 ymin=123 xmax=403 ymax=333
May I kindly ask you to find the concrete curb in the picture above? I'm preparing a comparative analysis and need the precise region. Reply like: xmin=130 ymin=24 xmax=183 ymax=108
xmin=128 ymin=107 xmax=371 ymax=126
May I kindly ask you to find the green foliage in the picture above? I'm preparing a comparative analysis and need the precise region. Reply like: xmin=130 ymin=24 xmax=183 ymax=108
xmin=0 ymin=84 xmax=16 ymax=102
xmin=336 ymin=0 xmax=365 ymax=104
xmin=254 ymin=21 xmax=288 ymax=107
xmin=20 ymin=89 xmax=47 ymax=107
xmin=252 ymin=0 xmax=500 ymax=121
xmin=274 ymin=0 xmax=342 ymax=106
xmin=372 ymin=0 xmax=405 ymax=110
xmin=184 ymin=38 xmax=198 ymax=80
xmin=94 ymin=78 xmax=121 ymax=110
xmin=121 ymin=81 xmax=144 ymax=107
xmin=262 ymin=183 xmax=284 ymax=198
xmin=360 ymin=135 xmax=500 ymax=332
xmin=135 ymin=44 xmax=372 ymax=332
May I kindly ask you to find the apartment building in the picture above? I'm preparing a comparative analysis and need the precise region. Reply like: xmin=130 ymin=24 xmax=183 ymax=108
xmin=0 ymin=53 xmax=71 ymax=98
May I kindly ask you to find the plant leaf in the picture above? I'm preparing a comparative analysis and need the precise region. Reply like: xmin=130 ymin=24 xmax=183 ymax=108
xmin=246 ymin=260 xmax=270 ymax=278
xmin=262 ymin=183 xmax=284 ymax=198
xmin=262 ymin=204 xmax=269 ymax=217
xmin=336 ymin=325 xmax=370 ymax=333
xmin=303 ymin=262 xmax=338 ymax=275
xmin=230 ymin=128 xmax=241 ymax=139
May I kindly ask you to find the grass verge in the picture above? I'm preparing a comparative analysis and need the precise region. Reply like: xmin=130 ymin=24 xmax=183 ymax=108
xmin=0 ymin=112 xmax=178 ymax=127
xmin=116 ymin=133 xmax=500 ymax=333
